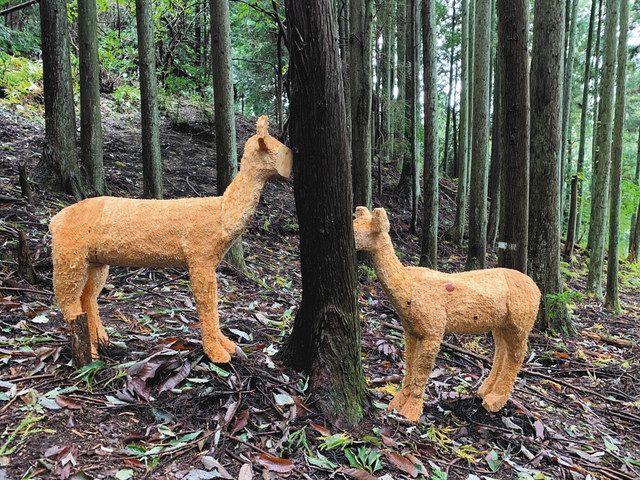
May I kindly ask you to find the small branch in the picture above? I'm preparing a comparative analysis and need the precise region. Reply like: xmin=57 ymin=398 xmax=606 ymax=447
xmin=0 ymin=0 xmax=39 ymax=16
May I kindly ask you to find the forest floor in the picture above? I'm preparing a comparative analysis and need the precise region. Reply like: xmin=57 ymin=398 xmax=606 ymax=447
xmin=0 ymin=103 xmax=639 ymax=480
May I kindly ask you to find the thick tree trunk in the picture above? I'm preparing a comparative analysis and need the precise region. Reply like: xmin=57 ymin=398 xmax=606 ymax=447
xmin=568 ymin=0 xmax=598 ymax=258
xmin=78 ymin=0 xmax=105 ymax=195
xmin=496 ymin=0 xmax=529 ymax=273
xmin=465 ymin=0 xmax=490 ymax=271
xmin=136 ymin=0 xmax=163 ymax=199
xmin=604 ymin=0 xmax=628 ymax=313
xmin=350 ymin=0 xmax=373 ymax=209
xmin=419 ymin=0 xmax=438 ymax=268
xmin=529 ymin=0 xmax=572 ymax=333
xmin=210 ymin=0 xmax=246 ymax=272
xmin=451 ymin=0 xmax=469 ymax=245
xmin=279 ymin=0 xmax=368 ymax=427
xmin=37 ymin=0 xmax=83 ymax=199
xmin=586 ymin=0 xmax=619 ymax=296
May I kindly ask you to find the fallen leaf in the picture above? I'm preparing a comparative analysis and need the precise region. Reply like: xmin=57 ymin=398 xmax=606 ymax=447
xmin=158 ymin=361 xmax=191 ymax=393
xmin=231 ymin=409 xmax=250 ymax=435
xmin=256 ymin=453 xmax=295 ymax=473
xmin=55 ymin=396 xmax=83 ymax=410
xmin=238 ymin=463 xmax=253 ymax=480
xmin=385 ymin=452 xmax=418 ymax=478
xmin=342 ymin=467 xmax=377 ymax=480
xmin=309 ymin=422 xmax=330 ymax=437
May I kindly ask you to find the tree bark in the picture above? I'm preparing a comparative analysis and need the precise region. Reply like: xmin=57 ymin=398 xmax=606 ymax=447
xmin=350 ymin=0 xmax=373 ymax=209
xmin=451 ymin=0 xmax=469 ymax=245
xmin=380 ymin=0 xmax=393 ymax=169
xmin=568 ymin=0 xmax=598 ymax=258
xmin=279 ymin=0 xmax=368 ymax=427
xmin=442 ymin=0 xmax=456 ymax=176
xmin=419 ymin=0 xmax=437 ymax=268
xmin=78 ymin=0 xmax=105 ymax=195
xmin=136 ymin=0 xmax=163 ymax=199
xmin=210 ymin=0 xmax=246 ymax=272
xmin=529 ymin=0 xmax=572 ymax=333
xmin=37 ymin=0 xmax=83 ymax=199
xmin=465 ymin=0 xmax=490 ymax=270
xmin=496 ymin=0 xmax=529 ymax=273
xmin=586 ymin=0 xmax=619 ymax=296
xmin=628 ymin=128 xmax=640 ymax=262
xmin=394 ymin=0 xmax=406 ymax=171
xmin=604 ymin=0 xmax=628 ymax=313
xmin=487 ymin=44 xmax=500 ymax=251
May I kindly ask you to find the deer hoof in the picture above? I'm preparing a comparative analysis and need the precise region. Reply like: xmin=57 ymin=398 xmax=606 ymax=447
xmin=398 ymin=396 xmax=424 ymax=422
xmin=388 ymin=390 xmax=408 ymax=412
xmin=205 ymin=341 xmax=231 ymax=363
xmin=218 ymin=334 xmax=237 ymax=354
xmin=482 ymin=393 xmax=508 ymax=412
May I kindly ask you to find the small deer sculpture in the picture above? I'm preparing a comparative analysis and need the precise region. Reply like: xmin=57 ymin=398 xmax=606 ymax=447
xmin=353 ymin=207 xmax=540 ymax=421
xmin=50 ymin=116 xmax=292 ymax=363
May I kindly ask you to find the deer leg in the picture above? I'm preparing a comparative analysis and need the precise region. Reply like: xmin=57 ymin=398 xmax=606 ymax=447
xmin=398 ymin=335 xmax=443 ymax=422
xmin=80 ymin=264 xmax=110 ymax=358
xmin=482 ymin=330 xmax=528 ymax=412
xmin=388 ymin=332 xmax=417 ymax=412
xmin=53 ymin=257 xmax=90 ymax=359
xmin=478 ymin=330 xmax=507 ymax=400
xmin=188 ymin=264 xmax=233 ymax=363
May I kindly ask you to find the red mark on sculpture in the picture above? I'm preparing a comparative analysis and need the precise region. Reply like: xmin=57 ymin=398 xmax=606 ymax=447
xmin=445 ymin=283 xmax=455 ymax=292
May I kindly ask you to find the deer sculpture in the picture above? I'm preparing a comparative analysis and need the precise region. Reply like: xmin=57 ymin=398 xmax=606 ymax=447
xmin=353 ymin=207 xmax=540 ymax=421
xmin=50 ymin=116 xmax=292 ymax=363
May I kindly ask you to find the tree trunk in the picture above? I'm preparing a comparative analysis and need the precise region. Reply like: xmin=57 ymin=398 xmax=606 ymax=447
xmin=350 ymin=0 xmax=373 ymax=209
xmin=136 ymin=0 xmax=163 ymax=199
xmin=337 ymin=0 xmax=351 ymax=135
xmin=408 ymin=0 xmax=420 ymax=233
xmin=564 ymin=175 xmax=578 ymax=258
xmin=380 ymin=0 xmax=393 ymax=169
xmin=442 ymin=0 xmax=456 ymax=175
xmin=628 ymin=128 xmax=640 ymax=262
xmin=586 ymin=0 xmax=619 ymax=296
xmin=37 ymin=0 xmax=83 ymax=199
xmin=465 ymin=0 xmax=490 ymax=271
xmin=78 ymin=0 xmax=105 ymax=195
xmin=604 ymin=0 xmax=628 ymax=313
xmin=559 ymin=0 xmax=579 ymax=217
xmin=279 ymin=0 xmax=368 ymax=427
xmin=451 ymin=0 xmax=469 ymax=245
xmin=210 ymin=0 xmax=246 ymax=272
xmin=529 ymin=0 xmax=572 ymax=333
xmin=568 ymin=0 xmax=598 ymax=258
xmin=394 ymin=0 xmax=406 ymax=170
xmin=496 ymin=0 xmax=529 ymax=272
xmin=419 ymin=0 xmax=438 ymax=268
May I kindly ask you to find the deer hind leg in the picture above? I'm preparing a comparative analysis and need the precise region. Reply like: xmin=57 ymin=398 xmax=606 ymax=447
xmin=388 ymin=332 xmax=417 ymax=412
xmin=53 ymin=257 xmax=89 ymax=327
xmin=81 ymin=265 xmax=109 ymax=356
xmin=188 ymin=264 xmax=234 ymax=363
xmin=398 ymin=335 xmax=443 ymax=422
xmin=482 ymin=329 xmax=528 ymax=412
xmin=478 ymin=330 xmax=508 ymax=400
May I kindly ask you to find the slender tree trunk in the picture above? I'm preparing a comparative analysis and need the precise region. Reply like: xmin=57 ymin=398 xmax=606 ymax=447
xmin=78 ymin=0 xmax=105 ymax=195
xmin=451 ymin=0 xmax=469 ymax=245
xmin=136 ymin=0 xmax=163 ymax=199
xmin=496 ymin=0 xmax=529 ymax=272
xmin=568 ymin=0 xmax=598 ymax=258
xmin=37 ymin=0 xmax=83 ymax=199
xmin=628 ymin=128 xmax=640 ymax=262
xmin=560 ymin=0 xmax=578 ymax=197
xmin=280 ymin=0 xmax=368 ymax=427
xmin=442 ymin=0 xmax=456 ymax=175
xmin=487 ymin=0 xmax=499 ymax=250
xmin=394 ymin=0 xmax=406 ymax=170
xmin=420 ymin=0 xmax=438 ymax=268
xmin=210 ymin=0 xmax=245 ymax=271
xmin=586 ymin=0 xmax=619 ymax=296
xmin=465 ymin=0 xmax=490 ymax=271
xmin=337 ymin=0 xmax=351 ymax=136
xmin=604 ymin=0 xmax=628 ymax=313
xmin=195 ymin=0 xmax=202 ymax=66
xmin=380 ymin=0 xmax=393 ymax=169
xmin=565 ymin=176 xmax=578 ymax=258
xmin=408 ymin=0 xmax=420 ymax=233
xmin=529 ymin=0 xmax=572 ymax=333
xmin=276 ymin=30 xmax=284 ymax=133
xmin=350 ymin=0 xmax=373 ymax=209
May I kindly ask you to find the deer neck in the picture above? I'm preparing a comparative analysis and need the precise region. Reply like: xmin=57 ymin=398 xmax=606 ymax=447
xmin=219 ymin=166 xmax=268 ymax=243
xmin=371 ymin=235 xmax=411 ymax=311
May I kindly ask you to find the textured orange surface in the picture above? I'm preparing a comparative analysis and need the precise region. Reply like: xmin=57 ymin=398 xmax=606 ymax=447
xmin=354 ymin=207 xmax=541 ymax=421
xmin=50 ymin=116 xmax=292 ymax=362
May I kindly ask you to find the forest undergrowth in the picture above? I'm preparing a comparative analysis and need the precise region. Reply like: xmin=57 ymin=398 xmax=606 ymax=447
xmin=0 ymin=104 xmax=639 ymax=480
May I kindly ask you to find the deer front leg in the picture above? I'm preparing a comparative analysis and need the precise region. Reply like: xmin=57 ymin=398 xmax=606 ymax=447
xmin=398 ymin=335 xmax=443 ymax=422
xmin=388 ymin=332 xmax=417 ymax=412
xmin=188 ymin=264 xmax=234 ymax=363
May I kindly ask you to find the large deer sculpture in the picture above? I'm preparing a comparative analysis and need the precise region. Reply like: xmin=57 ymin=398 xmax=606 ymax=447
xmin=353 ymin=207 xmax=541 ymax=421
xmin=50 ymin=116 xmax=292 ymax=363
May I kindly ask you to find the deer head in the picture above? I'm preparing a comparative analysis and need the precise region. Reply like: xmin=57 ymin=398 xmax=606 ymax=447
xmin=353 ymin=206 xmax=390 ymax=252
xmin=241 ymin=115 xmax=293 ymax=179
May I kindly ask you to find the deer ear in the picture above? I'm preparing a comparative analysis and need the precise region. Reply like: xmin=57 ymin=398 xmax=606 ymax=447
xmin=256 ymin=115 xmax=270 ymax=138
xmin=258 ymin=137 xmax=269 ymax=151
xmin=355 ymin=206 xmax=371 ymax=218
xmin=372 ymin=208 xmax=390 ymax=233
